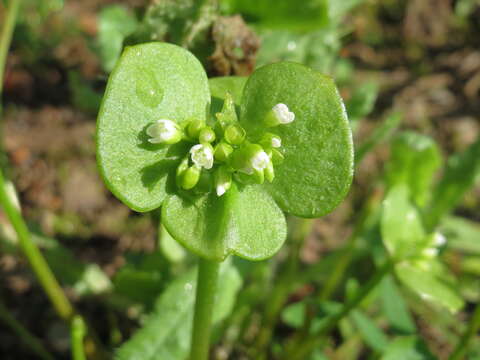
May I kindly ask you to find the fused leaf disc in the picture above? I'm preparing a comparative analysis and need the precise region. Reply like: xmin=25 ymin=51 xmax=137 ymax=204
xmin=240 ymin=62 xmax=354 ymax=217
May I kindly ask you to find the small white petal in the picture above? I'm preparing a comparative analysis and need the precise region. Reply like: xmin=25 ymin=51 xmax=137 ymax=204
xmin=251 ymin=151 xmax=270 ymax=171
xmin=147 ymin=119 xmax=180 ymax=143
xmin=216 ymin=184 xmax=227 ymax=196
xmin=190 ymin=144 xmax=214 ymax=169
xmin=434 ymin=232 xmax=446 ymax=246
xmin=272 ymin=103 xmax=295 ymax=124
xmin=271 ymin=137 xmax=281 ymax=148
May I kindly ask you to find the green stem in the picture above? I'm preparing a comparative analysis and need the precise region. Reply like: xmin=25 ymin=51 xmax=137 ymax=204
xmin=71 ymin=316 xmax=87 ymax=360
xmin=0 ymin=0 xmax=21 ymax=167
xmin=449 ymin=303 xmax=480 ymax=360
xmin=0 ymin=172 xmax=74 ymax=320
xmin=190 ymin=258 xmax=220 ymax=360
xmin=0 ymin=299 xmax=54 ymax=360
xmin=253 ymin=218 xmax=313 ymax=359
xmin=286 ymin=259 xmax=395 ymax=360
xmin=0 ymin=0 xmax=20 ymax=100
xmin=0 ymin=4 xmax=107 ymax=358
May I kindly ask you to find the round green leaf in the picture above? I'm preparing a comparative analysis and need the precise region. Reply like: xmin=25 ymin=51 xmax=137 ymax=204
xmin=162 ymin=185 xmax=287 ymax=261
xmin=240 ymin=62 xmax=353 ymax=218
xmin=97 ymin=42 xmax=210 ymax=212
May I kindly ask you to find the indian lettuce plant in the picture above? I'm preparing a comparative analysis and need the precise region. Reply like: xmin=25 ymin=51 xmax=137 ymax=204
xmin=96 ymin=42 xmax=354 ymax=359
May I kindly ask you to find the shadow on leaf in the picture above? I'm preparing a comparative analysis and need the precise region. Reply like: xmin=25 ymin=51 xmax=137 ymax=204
xmin=140 ymin=159 xmax=178 ymax=192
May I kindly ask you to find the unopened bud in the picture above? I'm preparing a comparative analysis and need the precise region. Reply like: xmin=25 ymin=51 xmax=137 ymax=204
xmin=265 ymin=161 xmax=275 ymax=183
xmin=186 ymin=119 xmax=206 ymax=139
xmin=214 ymin=142 xmax=234 ymax=162
xmin=215 ymin=93 xmax=238 ymax=128
xmin=224 ymin=124 xmax=246 ymax=145
xmin=179 ymin=165 xmax=201 ymax=190
xmin=270 ymin=148 xmax=284 ymax=165
xmin=199 ymin=126 xmax=216 ymax=143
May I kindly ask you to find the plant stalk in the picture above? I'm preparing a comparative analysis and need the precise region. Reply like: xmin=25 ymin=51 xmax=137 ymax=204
xmin=190 ymin=258 xmax=220 ymax=360
xmin=0 ymin=0 xmax=21 ymax=166
xmin=0 ymin=3 xmax=107 ymax=359
xmin=449 ymin=303 xmax=480 ymax=360
xmin=0 ymin=171 xmax=74 ymax=320
xmin=285 ymin=259 xmax=395 ymax=360
xmin=0 ymin=0 xmax=20 ymax=101
xmin=71 ymin=315 xmax=87 ymax=360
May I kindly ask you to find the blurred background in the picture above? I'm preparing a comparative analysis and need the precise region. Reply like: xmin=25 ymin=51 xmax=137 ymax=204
xmin=0 ymin=0 xmax=479 ymax=359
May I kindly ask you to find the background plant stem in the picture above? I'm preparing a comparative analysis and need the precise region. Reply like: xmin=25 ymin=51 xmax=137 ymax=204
xmin=0 ymin=4 xmax=108 ymax=358
xmin=286 ymin=259 xmax=395 ymax=360
xmin=0 ymin=0 xmax=21 ymax=167
xmin=1 ymin=4 xmax=72 ymax=316
xmin=71 ymin=316 xmax=87 ymax=360
xmin=190 ymin=258 xmax=220 ymax=360
xmin=449 ymin=303 xmax=480 ymax=360
xmin=0 ymin=163 xmax=74 ymax=322
xmin=0 ymin=299 xmax=54 ymax=360
xmin=0 ymin=0 xmax=20 ymax=103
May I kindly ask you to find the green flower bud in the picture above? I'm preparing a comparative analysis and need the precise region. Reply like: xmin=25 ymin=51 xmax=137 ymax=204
xmin=146 ymin=119 xmax=183 ymax=145
xmin=176 ymin=158 xmax=189 ymax=187
xmin=186 ymin=119 xmax=205 ymax=139
xmin=265 ymin=161 xmax=275 ymax=183
xmin=179 ymin=165 xmax=201 ymax=190
xmin=215 ymin=93 xmax=237 ymax=128
xmin=214 ymin=166 xmax=232 ymax=196
xmin=264 ymin=103 xmax=295 ymax=127
xmin=214 ymin=141 xmax=234 ymax=162
xmin=270 ymin=148 xmax=284 ymax=165
xmin=199 ymin=126 xmax=216 ymax=143
xmin=224 ymin=124 xmax=246 ymax=145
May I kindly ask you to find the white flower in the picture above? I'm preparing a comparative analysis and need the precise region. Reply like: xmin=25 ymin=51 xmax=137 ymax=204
xmin=190 ymin=144 xmax=214 ymax=169
xmin=272 ymin=103 xmax=295 ymax=124
xmin=216 ymin=184 xmax=227 ymax=196
xmin=271 ymin=137 xmax=281 ymax=148
xmin=434 ymin=232 xmax=446 ymax=246
xmin=251 ymin=151 xmax=270 ymax=171
xmin=146 ymin=119 xmax=182 ymax=144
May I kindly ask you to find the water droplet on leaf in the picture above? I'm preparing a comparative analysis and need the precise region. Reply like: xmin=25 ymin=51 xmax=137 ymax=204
xmin=135 ymin=68 xmax=164 ymax=108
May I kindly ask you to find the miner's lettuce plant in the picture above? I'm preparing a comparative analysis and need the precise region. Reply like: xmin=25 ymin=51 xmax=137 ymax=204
xmin=96 ymin=42 xmax=353 ymax=358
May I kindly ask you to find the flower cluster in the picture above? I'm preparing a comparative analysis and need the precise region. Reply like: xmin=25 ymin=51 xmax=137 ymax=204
xmin=145 ymin=95 xmax=295 ymax=197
